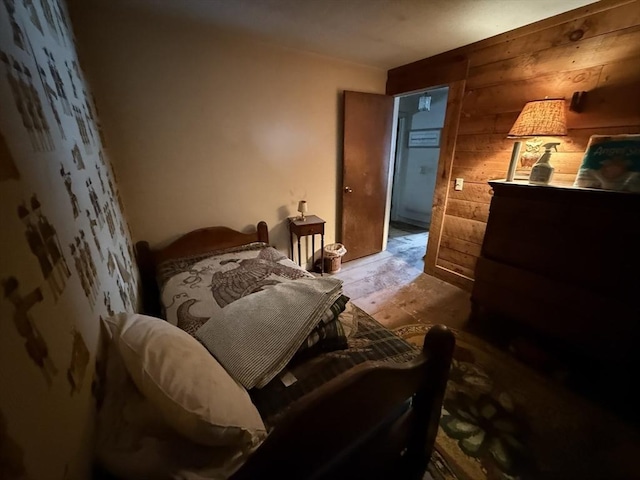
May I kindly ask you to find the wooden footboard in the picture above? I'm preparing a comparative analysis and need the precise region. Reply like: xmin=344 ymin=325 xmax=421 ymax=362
xmin=231 ymin=325 xmax=454 ymax=480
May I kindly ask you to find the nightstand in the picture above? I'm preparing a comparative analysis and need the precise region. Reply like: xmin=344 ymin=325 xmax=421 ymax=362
xmin=288 ymin=215 xmax=325 ymax=274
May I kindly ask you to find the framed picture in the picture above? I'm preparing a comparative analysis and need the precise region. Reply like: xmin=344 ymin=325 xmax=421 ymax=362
xmin=408 ymin=129 xmax=440 ymax=148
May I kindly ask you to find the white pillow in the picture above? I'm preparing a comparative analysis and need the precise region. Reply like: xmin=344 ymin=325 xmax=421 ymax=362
xmin=95 ymin=342 xmax=254 ymax=480
xmin=103 ymin=313 xmax=267 ymax=448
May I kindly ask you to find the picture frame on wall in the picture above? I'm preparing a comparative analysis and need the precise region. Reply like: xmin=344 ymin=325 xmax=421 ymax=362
xmin=408 ymin=129 xmax=440 ymax=148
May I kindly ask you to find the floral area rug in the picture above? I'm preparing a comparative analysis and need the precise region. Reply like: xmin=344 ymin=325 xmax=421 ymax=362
xmin=394 ymin=324 xmax=640 ymax=480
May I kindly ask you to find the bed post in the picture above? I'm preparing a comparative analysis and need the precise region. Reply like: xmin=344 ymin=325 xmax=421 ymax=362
xmin=257 ymin=221 xmax=269 ymax=244
xmin=135 ymin=240 xmax=162 ymax=317
xmin=405 ymin=325 xmax=455 ymax=478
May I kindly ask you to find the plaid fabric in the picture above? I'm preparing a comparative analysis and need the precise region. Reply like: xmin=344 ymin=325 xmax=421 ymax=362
xmin=325 ymin=294 xmax=350 ymax=321
xmin=291 ymin=318 xmax=347 ymax=364
xmin=250 ymin=303 xmax=420 ymax=429
xmin=293 ymin=294 xmax=350 ymax=361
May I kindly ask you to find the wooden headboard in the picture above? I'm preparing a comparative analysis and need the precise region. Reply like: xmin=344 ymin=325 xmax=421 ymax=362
xmin=135 ymin=221 xmax=269 ymax=317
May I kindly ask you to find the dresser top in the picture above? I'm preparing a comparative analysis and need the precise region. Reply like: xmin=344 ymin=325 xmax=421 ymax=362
xmin=489 ymin=180 xmax=640 ymax=208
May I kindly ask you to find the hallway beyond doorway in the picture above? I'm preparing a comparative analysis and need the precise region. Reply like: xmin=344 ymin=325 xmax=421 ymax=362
xmin=387 ymin=221 xmax=428 ymax=272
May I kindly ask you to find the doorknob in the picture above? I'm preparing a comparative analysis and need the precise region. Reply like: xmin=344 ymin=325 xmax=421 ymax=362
xmin=344 ymin=186 xmax=353 ymax=193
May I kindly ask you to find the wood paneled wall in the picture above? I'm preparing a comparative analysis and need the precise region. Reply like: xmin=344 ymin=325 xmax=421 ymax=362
xmin=387 ymin=0 xmax=640 ymax=289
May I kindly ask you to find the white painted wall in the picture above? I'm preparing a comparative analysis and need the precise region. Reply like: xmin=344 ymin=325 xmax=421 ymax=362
xmin=391 ymin=87 xmax=448 ymax=228
xmin=70 ymin=4 xmax=386 ymax=254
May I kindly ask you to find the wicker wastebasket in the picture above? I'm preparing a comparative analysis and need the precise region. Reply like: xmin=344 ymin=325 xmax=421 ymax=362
xmin=323 ymin=243 xmax=347 ymax=274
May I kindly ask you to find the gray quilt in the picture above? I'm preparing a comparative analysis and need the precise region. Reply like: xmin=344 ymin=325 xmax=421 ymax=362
xmin=195 ymin=277 xmax=343 ymax=389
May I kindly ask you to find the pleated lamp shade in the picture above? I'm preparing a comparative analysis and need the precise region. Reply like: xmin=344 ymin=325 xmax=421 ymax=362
xmin=508 ymin=99 xmax=568 ymax=138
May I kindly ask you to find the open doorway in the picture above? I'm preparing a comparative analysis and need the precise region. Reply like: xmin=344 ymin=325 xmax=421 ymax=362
xmin=387 ymin=86 xmax=449 ymax=271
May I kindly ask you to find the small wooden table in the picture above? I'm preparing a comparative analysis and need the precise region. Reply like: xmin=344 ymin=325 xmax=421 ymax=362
xmin=288 ymin=215 xmax=325 ymax=274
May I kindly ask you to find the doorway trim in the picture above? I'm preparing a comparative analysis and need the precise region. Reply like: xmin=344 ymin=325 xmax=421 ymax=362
xmin=389 ymin=114 xmax=407 ymax=226
xmin=383 ymin=80 xmax=471 ymax=290
xmin=381 ymin=97 xmax=400 ymax=252
xmin=385 ymin=56 xmax=472 ymax=290
xmin=422 ymin=80 xmax=472 ymax=290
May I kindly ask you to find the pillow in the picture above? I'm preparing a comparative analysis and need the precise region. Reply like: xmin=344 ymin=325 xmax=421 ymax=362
xmin=95 ymin=341 xmax=254 ymax=480
xmin=103 ymin=313 xmax=266 ymax=448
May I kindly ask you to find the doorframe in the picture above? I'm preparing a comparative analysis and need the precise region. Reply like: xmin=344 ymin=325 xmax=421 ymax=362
xmin=381 ymin=97 xmax=400 ymax=252
xmin=382 ymin=80 xmax=471 ymax=290
xmin=423 ymin=80 xmax=472 ymax=290
xmin=389 ymin=115 xmax=407 ymax=225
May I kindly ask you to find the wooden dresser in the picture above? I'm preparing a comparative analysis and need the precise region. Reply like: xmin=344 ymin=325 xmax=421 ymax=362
xmin=471 ymin=180 xmax=640 ymax=370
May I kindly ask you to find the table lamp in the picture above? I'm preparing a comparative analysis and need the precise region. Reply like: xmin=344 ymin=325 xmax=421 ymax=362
xmin=505 ymin=98 xmax=567 ymax=182
xmin=297 ymin=200 xmax=308 ymax=221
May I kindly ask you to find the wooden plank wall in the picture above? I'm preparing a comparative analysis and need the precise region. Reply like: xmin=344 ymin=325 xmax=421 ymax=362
xmin=386 ymin=0 xmax=640 ymax=288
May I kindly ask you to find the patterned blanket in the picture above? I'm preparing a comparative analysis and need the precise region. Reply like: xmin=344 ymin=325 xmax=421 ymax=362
xmin=196 ymin=277 xmax=344 ymax=389
xmin=158 ymin=243 xmax=310 ymax=331
xmin=158 ymin=243 xmax=349 ymax=361
xmin=251 ymin=303 xmax=420 ymax=429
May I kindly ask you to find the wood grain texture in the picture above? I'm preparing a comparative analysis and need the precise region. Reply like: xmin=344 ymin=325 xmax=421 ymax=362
xmin=438 ymin=246 xmax=478 ymax=272
xmin=386 ymin=0 xmax=633 ymax=91
xmin=467 ymin=1 xmax=640 ymax=68
xmin=386 ymin=55 xmax=468 ymax=96
xmin=440 ymin=235 xmax=482 ymax=258
xmin=466 ymin=26 xmax=640 ymax=89
xmin=154 ymin=223 xmax=269 ymax=264
xmin=445 ymin=198 xmax=490 ymax=223
xmin=341 ymin=91 xmax=394 ymax=262
xmin=388 ymin=0 xmax=640 ymax=282
xmin=471 ymin=182 xmax=640 ymax=383
xmin=456 ymin=126 xmax=640 ymax=152
xmin=446 ymin=182 xmax=493 ymax=204
xmin=441 ymin=215 xmax=486 ymax=246
xmin=462 ymin=66 xmax=603 ymax=116
xmin=436 ymin=258 xmax=475 ymax=279
xmin=423 ymin=81 xmax=465 ymax=282
xmin=431 ymin=264 xmax=474 ymax=291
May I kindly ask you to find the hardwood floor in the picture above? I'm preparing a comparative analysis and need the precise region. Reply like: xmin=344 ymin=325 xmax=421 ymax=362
xmin=334 ymin=248 xmax=471 ymax=331
xmin=387 ymin=221 xmax=429 ymax=272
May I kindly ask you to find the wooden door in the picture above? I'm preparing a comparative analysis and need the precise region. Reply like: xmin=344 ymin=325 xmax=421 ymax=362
xmin=341 ymin=91 xmax=394 ymax=262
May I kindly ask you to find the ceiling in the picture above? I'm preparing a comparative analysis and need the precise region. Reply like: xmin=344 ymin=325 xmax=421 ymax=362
xmin=92 ymin=0 xmax=598 ymax=70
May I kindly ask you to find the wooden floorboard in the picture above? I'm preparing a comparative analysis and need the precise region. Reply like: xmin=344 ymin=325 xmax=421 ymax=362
xmin=334 ymin=243 xmax=471 ymax=331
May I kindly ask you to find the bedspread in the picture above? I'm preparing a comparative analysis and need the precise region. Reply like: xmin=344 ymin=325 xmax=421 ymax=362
xmin=196 ymin=276 xmax=344 ymax=389
xmin=158 ymin=243 xmax=311 ymax=330
xmin=251 ymin=303 xmax=420 ymax=429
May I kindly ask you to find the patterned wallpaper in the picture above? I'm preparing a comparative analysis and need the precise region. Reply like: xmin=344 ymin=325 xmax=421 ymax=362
xmin=0 ymin=1 xmax=138 ymax=478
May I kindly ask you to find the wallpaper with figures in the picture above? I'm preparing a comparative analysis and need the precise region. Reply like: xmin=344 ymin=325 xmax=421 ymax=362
xmin=0 ymin=1 xmax=138 ymax=478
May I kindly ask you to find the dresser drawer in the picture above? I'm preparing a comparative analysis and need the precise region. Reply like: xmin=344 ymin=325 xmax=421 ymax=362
xmin=295 ymin=223 xmax=324 ymax=236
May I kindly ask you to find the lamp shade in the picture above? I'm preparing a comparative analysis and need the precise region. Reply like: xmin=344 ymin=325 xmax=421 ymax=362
xmin=297 ymin=200 xmax=307 ymax=214
xmin=507 ymin=99 xmax=567 ymax=138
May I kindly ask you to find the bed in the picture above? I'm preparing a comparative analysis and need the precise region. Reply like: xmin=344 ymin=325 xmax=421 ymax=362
xmin=102 ymin=221 xmax=455 ymax=479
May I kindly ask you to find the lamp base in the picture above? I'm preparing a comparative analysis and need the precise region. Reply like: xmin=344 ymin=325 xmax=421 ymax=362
xmin=506 ymin=141 xmax=522 ymax=182
xmin=514 ymin=167 xmax=533 ymax=181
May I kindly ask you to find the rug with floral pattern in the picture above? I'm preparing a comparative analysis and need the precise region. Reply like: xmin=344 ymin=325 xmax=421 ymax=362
xmin=395 ymin=324 xmax=640 ymax=480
